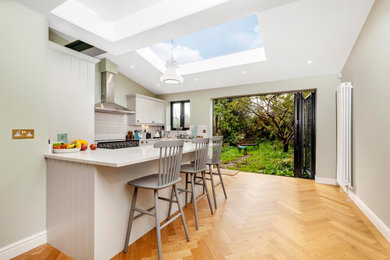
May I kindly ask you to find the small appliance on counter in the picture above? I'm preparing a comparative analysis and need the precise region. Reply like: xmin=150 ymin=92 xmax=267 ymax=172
xmin=190 ymin=125 xmax=208 ymax=138
xmin=97 ymin=140 xmax=139 ymax=149
xmin=154 ymin=130 xmax=161 ymax=138
xmin=135 ymin=130 xmax=147 ymax=139
xmin=126 ymin=131 xmax=134 ymax=140
xmin=161 ymin=126 xmax=165 ymax=138
xmin=134 ymin=130 xmax=141 ymax=140
xmin=146 ymin=132 xmax=151 ymax=139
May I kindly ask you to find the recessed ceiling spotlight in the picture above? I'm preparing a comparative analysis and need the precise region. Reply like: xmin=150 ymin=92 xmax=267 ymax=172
xmin=194 ymin=78 xmax=198 ymax=82
xmin=307 ymin=60 xmax=313 ymax=65
xmin=156 ymin=83 xmax=160 ymax=87
xmin=130 ymin=65 xmax=135 ymax=69
xmin=242 ymin=70 xmax=247 ymax=74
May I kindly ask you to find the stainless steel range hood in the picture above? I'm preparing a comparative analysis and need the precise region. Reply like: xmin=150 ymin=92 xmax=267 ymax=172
xmin=94 ymin=71 xmax=135 ymax=115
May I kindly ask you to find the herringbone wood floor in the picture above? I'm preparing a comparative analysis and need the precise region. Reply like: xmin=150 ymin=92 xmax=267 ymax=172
xmin=14 ymin=170 xmax=390 ymax=260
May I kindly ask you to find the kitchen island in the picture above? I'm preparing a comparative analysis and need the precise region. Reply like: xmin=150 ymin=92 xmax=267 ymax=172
xmin=45 ymin=142 xmax=199 ymax=260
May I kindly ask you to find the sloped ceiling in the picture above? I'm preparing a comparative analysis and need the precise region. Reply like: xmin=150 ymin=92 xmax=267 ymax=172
xmin=15 ymin=0 xmax=374 ymax=94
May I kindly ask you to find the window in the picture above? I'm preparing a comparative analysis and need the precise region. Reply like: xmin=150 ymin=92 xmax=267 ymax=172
xmin=137 ymin=14 xmax=266 ymax=75
xmin=149 ymin=14 xmax=262 ymax=64
xmin=171 ymin=101 xmax=190 ymax=130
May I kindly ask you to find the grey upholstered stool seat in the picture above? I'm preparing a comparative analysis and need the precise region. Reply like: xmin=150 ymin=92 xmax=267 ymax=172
xmin=123 ymin=140 xmax=190 ymax=260
xmin=168 ymin=138 xmax=214 ymax=230
xmin=128 ymin=174 xmax=182 ymax=190
xmin=203 ymin=136 xmax=227 ymax=209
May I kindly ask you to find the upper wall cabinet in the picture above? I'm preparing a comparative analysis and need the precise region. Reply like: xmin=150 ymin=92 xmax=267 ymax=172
xmin=127 ymin=94 xmax=166 ymax=125
xmin=48 ymin=42 xmax=99 ymax=144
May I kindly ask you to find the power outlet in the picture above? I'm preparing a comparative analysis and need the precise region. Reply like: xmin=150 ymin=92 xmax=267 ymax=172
xmin=12 ymin=129 xmax=34 ymax=139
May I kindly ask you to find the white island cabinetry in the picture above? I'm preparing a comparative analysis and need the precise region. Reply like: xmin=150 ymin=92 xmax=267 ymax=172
xmin=45 ymin=143 xmax=199 ymax=260
xmin=127 ymin=94 xmax=166 ymax=125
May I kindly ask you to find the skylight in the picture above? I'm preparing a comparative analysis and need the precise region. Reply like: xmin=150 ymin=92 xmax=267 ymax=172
xmin=51 ymin=0 xmax=229 ymax=42
xmin=149 ymin=14 xmax=263 ymax=64
xmin=137 ymin=14 xmax=266 ymax=75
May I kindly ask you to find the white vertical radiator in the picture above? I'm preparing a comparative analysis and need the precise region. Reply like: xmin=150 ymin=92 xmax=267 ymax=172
xmin=337 ymin=82 xmax=353 ymax=188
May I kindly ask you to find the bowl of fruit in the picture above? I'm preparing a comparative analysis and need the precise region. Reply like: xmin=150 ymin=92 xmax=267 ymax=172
xmin=53 ymin=140 xmax=88 ymax=153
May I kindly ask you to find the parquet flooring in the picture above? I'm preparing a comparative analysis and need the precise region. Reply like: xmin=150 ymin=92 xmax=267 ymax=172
xmin=14 ymin=170 xmax=390 ymax=259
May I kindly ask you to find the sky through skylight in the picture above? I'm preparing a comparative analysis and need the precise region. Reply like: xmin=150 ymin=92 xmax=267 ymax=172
xmin=149 ymin=14 xmax=262 ymax=65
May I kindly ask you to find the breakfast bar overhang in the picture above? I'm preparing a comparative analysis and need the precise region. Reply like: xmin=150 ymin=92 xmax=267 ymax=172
xmin=44 ymin=143 xmax=199 ymax=260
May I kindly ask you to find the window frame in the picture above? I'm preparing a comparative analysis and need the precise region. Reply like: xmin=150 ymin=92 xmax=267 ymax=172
xmin=170 ymin=100 xmax=190 ymax=130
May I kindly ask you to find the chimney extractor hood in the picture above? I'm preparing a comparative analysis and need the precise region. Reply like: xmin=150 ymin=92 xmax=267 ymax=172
xmin=94 ymin=72 xmax=135 ymax=115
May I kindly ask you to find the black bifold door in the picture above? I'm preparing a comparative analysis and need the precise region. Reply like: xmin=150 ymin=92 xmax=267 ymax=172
xmin=294 ymin=92 xmax=316 ymax=179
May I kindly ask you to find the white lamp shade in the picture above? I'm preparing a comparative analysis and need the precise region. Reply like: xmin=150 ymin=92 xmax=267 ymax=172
xmin=160 ymin=59 xmax=183 ymax=85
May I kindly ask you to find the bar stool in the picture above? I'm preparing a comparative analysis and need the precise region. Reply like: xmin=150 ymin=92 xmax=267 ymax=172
xmin=168 ymin=138 xmax=214 ymax=230
xmin=123 ymin=140 xmax=190 ymax=260
xmin=205 ymin=136 xmax=227 ymax=209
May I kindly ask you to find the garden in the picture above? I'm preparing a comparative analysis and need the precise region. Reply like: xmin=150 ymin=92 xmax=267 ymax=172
xmin=220 ymin=141 xmax=294 ymax=177
xmin=214 ymin=93 xmax=302 ymax=178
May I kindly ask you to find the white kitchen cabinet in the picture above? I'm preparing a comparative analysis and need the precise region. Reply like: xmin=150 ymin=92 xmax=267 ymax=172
xmin=48 ymin=42 xmax=99 ymax=145
xmin=127 ymin=94 xmax=166 ymax=125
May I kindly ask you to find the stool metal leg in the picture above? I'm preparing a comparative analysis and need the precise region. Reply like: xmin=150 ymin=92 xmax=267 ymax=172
xmin=167 ymin=187 xmax=174 ymax=220
xmin=203 ymin=177 xmax=205 ymax=194
xmin=185 ymin=173 xmax=188 ymax=207
xmin=202 ymin=171 xmax=214 ymax=215
xmin=173 ymin=184 xmax=190 ymax=242
xmin=190 ymin=173 xmax=194 ymax=204
xmin=123 ymin=187 xmax=138 ymax=254
xmin=190 ymin=173 xmax=199 ymax=230
xmin=154 ymin=190 xmax=162 ymax=260
xmin=209 ymin=164 xmax=218 ymax=209
xmin=217 ymin=164 xmax=228 ymax=199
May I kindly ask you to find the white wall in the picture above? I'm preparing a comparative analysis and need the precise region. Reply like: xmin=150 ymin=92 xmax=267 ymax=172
xmin=342 ymin=0 xmax=390 ymax=230
xmin=159 ymin=75 xmax=340 ymax=180
xmin=48 ymin=29 xmax=157 ymax=108
xmin=0 ymin=0 xmax=48 ymax=247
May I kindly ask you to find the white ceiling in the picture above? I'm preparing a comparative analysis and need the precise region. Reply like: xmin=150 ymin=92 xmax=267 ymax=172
xmin=16 ymin=0 xmax=374 ymax=95
xmin=76 ymin=0 xmax=161 ymax=21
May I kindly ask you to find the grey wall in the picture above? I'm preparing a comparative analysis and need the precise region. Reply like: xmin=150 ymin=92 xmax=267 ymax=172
xmin=159 ymin=75 xmax=340 ymax=180
xmin=113 ymin=72 xmax=156 ymax=105
xmin=48 ymin=29 xmax=70 ymax=46
xmin=95 ymin=71 xmax=157 ymax=106
xmin=342 ymin=0 xmax=390 ymax=228
xmin=0 ymin=0 xmax=48 ymax=247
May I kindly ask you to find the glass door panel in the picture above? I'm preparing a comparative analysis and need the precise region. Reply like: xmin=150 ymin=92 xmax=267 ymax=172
xmin=294 ymin=92 xmax=316 ymax=179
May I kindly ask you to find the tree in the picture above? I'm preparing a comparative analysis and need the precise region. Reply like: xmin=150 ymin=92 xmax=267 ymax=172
xmin=214 ymin=98 xmax=252 ymax=145
xmin=236 ymin=94 xmax=295 ymax=152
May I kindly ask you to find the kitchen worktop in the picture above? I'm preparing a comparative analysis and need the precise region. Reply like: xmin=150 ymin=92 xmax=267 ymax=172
xmin=44 ymin=142 xmax=197 ymax=167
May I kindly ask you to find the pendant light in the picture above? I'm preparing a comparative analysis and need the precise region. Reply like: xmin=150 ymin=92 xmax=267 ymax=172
xmin=160 ymin=40 xmax=183 ymax=85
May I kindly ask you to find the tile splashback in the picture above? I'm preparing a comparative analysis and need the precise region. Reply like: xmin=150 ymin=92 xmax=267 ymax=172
xmin=95 ymin=112 xmax=161 ymax=141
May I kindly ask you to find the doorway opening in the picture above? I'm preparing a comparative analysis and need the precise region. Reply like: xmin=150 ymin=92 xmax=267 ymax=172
xmin=213 ymin=90 xmax=316 ymax=179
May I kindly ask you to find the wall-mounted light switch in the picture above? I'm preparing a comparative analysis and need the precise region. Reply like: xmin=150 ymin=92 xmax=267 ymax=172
xmin=12 ymin=129 xmax=34 ymax=139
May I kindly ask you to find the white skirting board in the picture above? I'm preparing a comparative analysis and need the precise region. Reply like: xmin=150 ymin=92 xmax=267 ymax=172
xmin=315 ymin=176 xmax=337 ymax=185
xmin=316 ymin=177 xmax=390 ymax=242
xmin=347 ymin=190 xmax=390 ymax=243
xmin=0 ymin=231 xmax=47 ymax=260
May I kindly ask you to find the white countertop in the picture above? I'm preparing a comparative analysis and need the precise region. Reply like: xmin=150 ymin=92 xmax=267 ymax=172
xmin=44 ymin=142 xmax=197 ymax=167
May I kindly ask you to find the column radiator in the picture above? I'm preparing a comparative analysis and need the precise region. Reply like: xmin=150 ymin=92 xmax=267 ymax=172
xmin=337 ymin=82 xmax=353 ymax=188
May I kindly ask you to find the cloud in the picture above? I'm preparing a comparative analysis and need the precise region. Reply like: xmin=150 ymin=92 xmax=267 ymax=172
xmin=150 ymin=42 xmax=203 ymax=64
xmin=227 ymin=25 xmax=263 ymax=50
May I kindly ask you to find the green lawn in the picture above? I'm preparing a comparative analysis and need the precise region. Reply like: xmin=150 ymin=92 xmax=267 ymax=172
xmin=220 ymin=141 xmax=294 ymax=177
